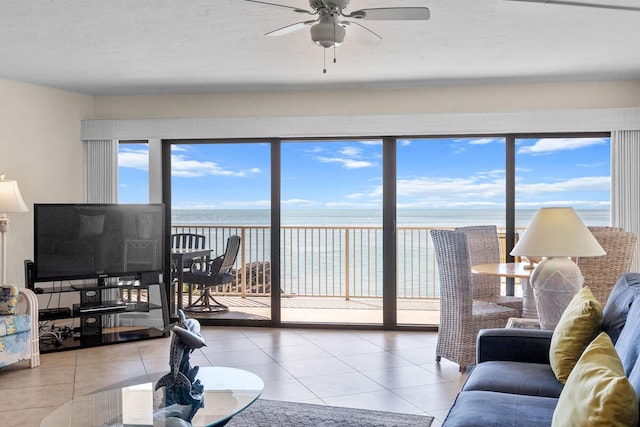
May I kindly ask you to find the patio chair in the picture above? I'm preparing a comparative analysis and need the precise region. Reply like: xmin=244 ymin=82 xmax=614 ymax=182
xmin=182 ymin=235 xmax=241 ymax=313
xmin=171 ymin=233 xmax=206 ymax=250
xmin=431 ymin=229 xmax=517 ymax=371
xmin=171 ymin=233 xmax=206 ymax=267
xmin=456 ymin=225 xmax=523 ymax=316
xmin=576 ymin=226 xmax=637 ymax=306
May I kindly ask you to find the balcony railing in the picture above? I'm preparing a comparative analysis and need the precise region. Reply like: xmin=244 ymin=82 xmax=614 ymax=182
xmin=172 ymin=225 xmax=520 ymax=300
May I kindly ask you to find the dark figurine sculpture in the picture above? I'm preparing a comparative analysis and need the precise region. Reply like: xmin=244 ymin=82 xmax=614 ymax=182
xmin=154 ymin=309 xmax=207 ymax=426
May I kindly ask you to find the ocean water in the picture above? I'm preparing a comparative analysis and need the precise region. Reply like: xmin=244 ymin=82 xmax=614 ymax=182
xmin=171 ymin=208 xmax=610 ymax=298
xmin=173 ymin=208 xmax=610 ymax=228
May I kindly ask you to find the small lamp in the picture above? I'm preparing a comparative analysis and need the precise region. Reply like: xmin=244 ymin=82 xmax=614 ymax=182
xmin=510 ymin=207 xmax=605 ymax=329
xmin=0 ymin=175 xmax=28 ymax=284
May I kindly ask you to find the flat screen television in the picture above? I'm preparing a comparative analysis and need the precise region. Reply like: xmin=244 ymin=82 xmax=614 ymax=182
xmin=33 ymin=203 xmax=165 ymax=282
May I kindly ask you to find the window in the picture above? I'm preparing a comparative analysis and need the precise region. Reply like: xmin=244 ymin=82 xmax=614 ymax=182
xmin=118 ymin=141 xmax=150 ymax=203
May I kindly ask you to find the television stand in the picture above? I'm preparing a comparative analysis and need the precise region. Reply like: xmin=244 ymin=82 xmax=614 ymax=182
xmin=25 ymin=269 xmax=169 ymax=353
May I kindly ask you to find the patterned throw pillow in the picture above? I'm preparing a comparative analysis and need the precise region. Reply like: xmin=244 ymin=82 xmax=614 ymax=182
xmin=0 ymin=284 xmax=19 ymax=315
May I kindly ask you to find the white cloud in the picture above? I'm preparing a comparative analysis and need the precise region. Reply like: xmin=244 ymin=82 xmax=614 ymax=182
xmin=171 ymin=154 xmax=261 ymax=178
xmin=346 ymin=193 xmax=366 ymax=199
xmin=475 ymin=169 xmax=505 ymax=178
xmin=358 ymin=140 xmax=382 ymax=145
xmin=398 ymin=139 xmax=412 ymax=146
xmin=386 ymin=173 xmax=609 ymax=209
xmin=118 ymin=148 xmax=149 ymax=171
xmin=325 ymin=201 xmax=380 ymax=208
xmin=317 ymin=156 xmax=374 ymax=169
xmin=282 ymin=198 xmax=318 ymax=206
xmin=515 ymin=200 xmax=610 ymax=208
xmin=468 ymin=138 xmax=497 ymax=145
xmin=518 ymin=138 xmax=607 ymax=155
xmin=339 ymin=146 xmax=362 ymax=157
xmin=220 ymin=200 xmax=271 ymax=207
xmin=516 ymin=176 xmax=610 ymax=195
xmin=396 ymin=176 xmax=505 ymax=199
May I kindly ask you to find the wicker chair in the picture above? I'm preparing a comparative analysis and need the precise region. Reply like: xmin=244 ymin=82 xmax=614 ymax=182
xmin=456 ymin=225 xmax=523 ymax=316
xmin=431 ymin=229 xmax=517 ymax=371
xmin=576 ymin=226 xmax=637 ymax=306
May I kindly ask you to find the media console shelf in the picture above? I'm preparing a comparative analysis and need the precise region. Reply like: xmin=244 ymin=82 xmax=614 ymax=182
xmin=26 ymin=271 xmax=169 ymax=353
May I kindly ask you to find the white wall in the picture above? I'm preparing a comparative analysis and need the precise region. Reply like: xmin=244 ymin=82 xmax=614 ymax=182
xmin=93 ymin=80 xmax=640 ymax=120
xmin=0 ymin=78 xmax=94 ymax=286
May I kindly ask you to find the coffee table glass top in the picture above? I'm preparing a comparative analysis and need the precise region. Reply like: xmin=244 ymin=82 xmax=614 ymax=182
xmin=41 ymin=367 xmax=264 ymax=427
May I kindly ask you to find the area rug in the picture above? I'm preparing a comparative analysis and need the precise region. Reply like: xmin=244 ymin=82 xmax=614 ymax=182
xmin=226 ymin=399 xmax=434 ymax=427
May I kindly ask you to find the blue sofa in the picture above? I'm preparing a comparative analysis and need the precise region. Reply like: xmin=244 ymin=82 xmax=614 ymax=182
xmin=442 ymin=272 xmax=640 ymax=426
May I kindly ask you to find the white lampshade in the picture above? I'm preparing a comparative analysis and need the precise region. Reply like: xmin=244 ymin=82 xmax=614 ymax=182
xmin=0 ymin=176 xmax=28 ymax=213
xmin=511 ymin=207 xmax=605 ymax=258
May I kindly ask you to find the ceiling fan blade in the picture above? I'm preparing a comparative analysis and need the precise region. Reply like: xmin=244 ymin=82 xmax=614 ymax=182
xmin=265 ymin=20 xmax=316 ymax=36
xmin=344 ymin=7 xmax=430 ymax=20
xmin=243 ymin=0 xmax=314 ymax=14
xmin=503 ymin=0 xmax=640 ymax=12
xmin=342 ymin=21 xmax=382 ymax=40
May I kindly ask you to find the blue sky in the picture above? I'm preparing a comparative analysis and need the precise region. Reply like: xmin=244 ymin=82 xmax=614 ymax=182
xmin=118 ymin=136 xmax=610 ymax=210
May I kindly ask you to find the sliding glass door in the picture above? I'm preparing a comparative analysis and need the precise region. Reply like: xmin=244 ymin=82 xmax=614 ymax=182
xmin=151 ymin=133 xmax=611 ymax=327
xmin=280 ymin=139 xmax=383 ymax=324
xmin=169 ymin=141 xmax=272 ymax=322
xmin=395 ymin=136 xmax=506 ymax=326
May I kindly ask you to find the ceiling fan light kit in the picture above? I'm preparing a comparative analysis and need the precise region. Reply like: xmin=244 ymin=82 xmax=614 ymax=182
xmin=310 ymin=19 xmax=346 ymax=48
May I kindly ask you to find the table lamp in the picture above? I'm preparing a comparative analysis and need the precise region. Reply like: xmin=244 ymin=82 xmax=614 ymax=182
xmin=0 ymin=175 xmax=28 ymax=284
xmin=510 ymin=207 xmax=605 ymax=329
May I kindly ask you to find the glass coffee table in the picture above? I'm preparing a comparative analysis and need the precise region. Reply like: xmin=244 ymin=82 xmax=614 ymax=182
xmin=41 ymin=367 xmax=264 ymax=427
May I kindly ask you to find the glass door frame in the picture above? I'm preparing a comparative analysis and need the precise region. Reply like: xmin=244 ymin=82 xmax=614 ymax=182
xmin=160 ymin=131 xmax=610 ymax=328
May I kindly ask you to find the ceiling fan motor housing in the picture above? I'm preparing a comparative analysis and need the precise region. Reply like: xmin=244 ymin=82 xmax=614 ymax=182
xmin=309 ymin=0 xmax=351 ymax=10
xmin=311 ymin=19 xmax=346 ymax=48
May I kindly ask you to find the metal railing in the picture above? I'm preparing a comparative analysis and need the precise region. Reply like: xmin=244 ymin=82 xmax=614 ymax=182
xmin=172 ymin=225 xmax=520 ymax=300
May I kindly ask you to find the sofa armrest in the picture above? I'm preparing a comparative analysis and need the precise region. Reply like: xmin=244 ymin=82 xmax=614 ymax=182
xmin=477 ymin=328 xmax=553 ymax=364
xmin=17 ymin=288 xmax=40 ymax=368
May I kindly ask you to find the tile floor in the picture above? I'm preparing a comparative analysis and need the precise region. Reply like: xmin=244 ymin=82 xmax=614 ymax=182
xmin=0 ymin=327 xmax=467 ymax=427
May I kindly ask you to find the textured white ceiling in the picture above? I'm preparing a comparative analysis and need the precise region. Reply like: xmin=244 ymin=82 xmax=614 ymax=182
xmin=0 ymin=0 xmax=639 ymax=95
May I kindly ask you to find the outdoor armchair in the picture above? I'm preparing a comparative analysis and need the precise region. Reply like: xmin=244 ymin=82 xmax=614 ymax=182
xmin=182 ymin=235 xmax=241 ymax=313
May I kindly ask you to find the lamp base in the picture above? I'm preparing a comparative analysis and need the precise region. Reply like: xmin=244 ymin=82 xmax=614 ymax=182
xmin=530 ymin=257 xmax=584 ymax=330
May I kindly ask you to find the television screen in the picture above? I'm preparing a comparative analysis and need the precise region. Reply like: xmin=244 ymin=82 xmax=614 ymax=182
xmin=34 ymin=203 xmax=165 ymax=282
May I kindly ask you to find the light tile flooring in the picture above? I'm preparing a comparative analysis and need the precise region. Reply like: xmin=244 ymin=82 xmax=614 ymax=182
xmin=0 ymin=327 xmax=467 ymax=427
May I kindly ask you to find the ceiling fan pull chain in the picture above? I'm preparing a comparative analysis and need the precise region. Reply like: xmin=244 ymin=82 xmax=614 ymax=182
xmin=323 ymin=48 xmax=327 ymax=74
xmin=333 ymin=21 xmax=337 ymax=64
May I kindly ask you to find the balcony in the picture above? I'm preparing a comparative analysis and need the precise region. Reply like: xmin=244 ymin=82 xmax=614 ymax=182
xmin=171 ymin=224 xmax=522 ymax=325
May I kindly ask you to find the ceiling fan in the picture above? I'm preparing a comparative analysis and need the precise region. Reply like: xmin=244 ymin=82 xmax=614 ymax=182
xmin=243 ymin=0 xmax=430 ymax=49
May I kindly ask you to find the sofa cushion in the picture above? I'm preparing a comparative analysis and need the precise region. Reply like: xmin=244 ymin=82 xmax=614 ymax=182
xmin=0 ymin=331 xmax=32 ymax=368
xmin=0 ymin=314 xmax=31 ymax=337
xmin=462 ymin=360 xmax=563 ymax=398
xmin=552 ymin=332 xmax=638 ymax=427
xmin=0 ymin=284 xmax=19 ymax=315
xmin=442 ymin=390 xmax=557 ymax=427
xmin=549 ymin=286 xmax=602 ymax=383
xmin=603 ymin=273 xmax=640 ymax=344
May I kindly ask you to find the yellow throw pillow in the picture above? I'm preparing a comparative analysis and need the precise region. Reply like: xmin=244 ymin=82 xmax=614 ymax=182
xmin=549 ymin=286 xmax=603 ymax=383
xmin=552 ymin=332 xmax=639 ymax=427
